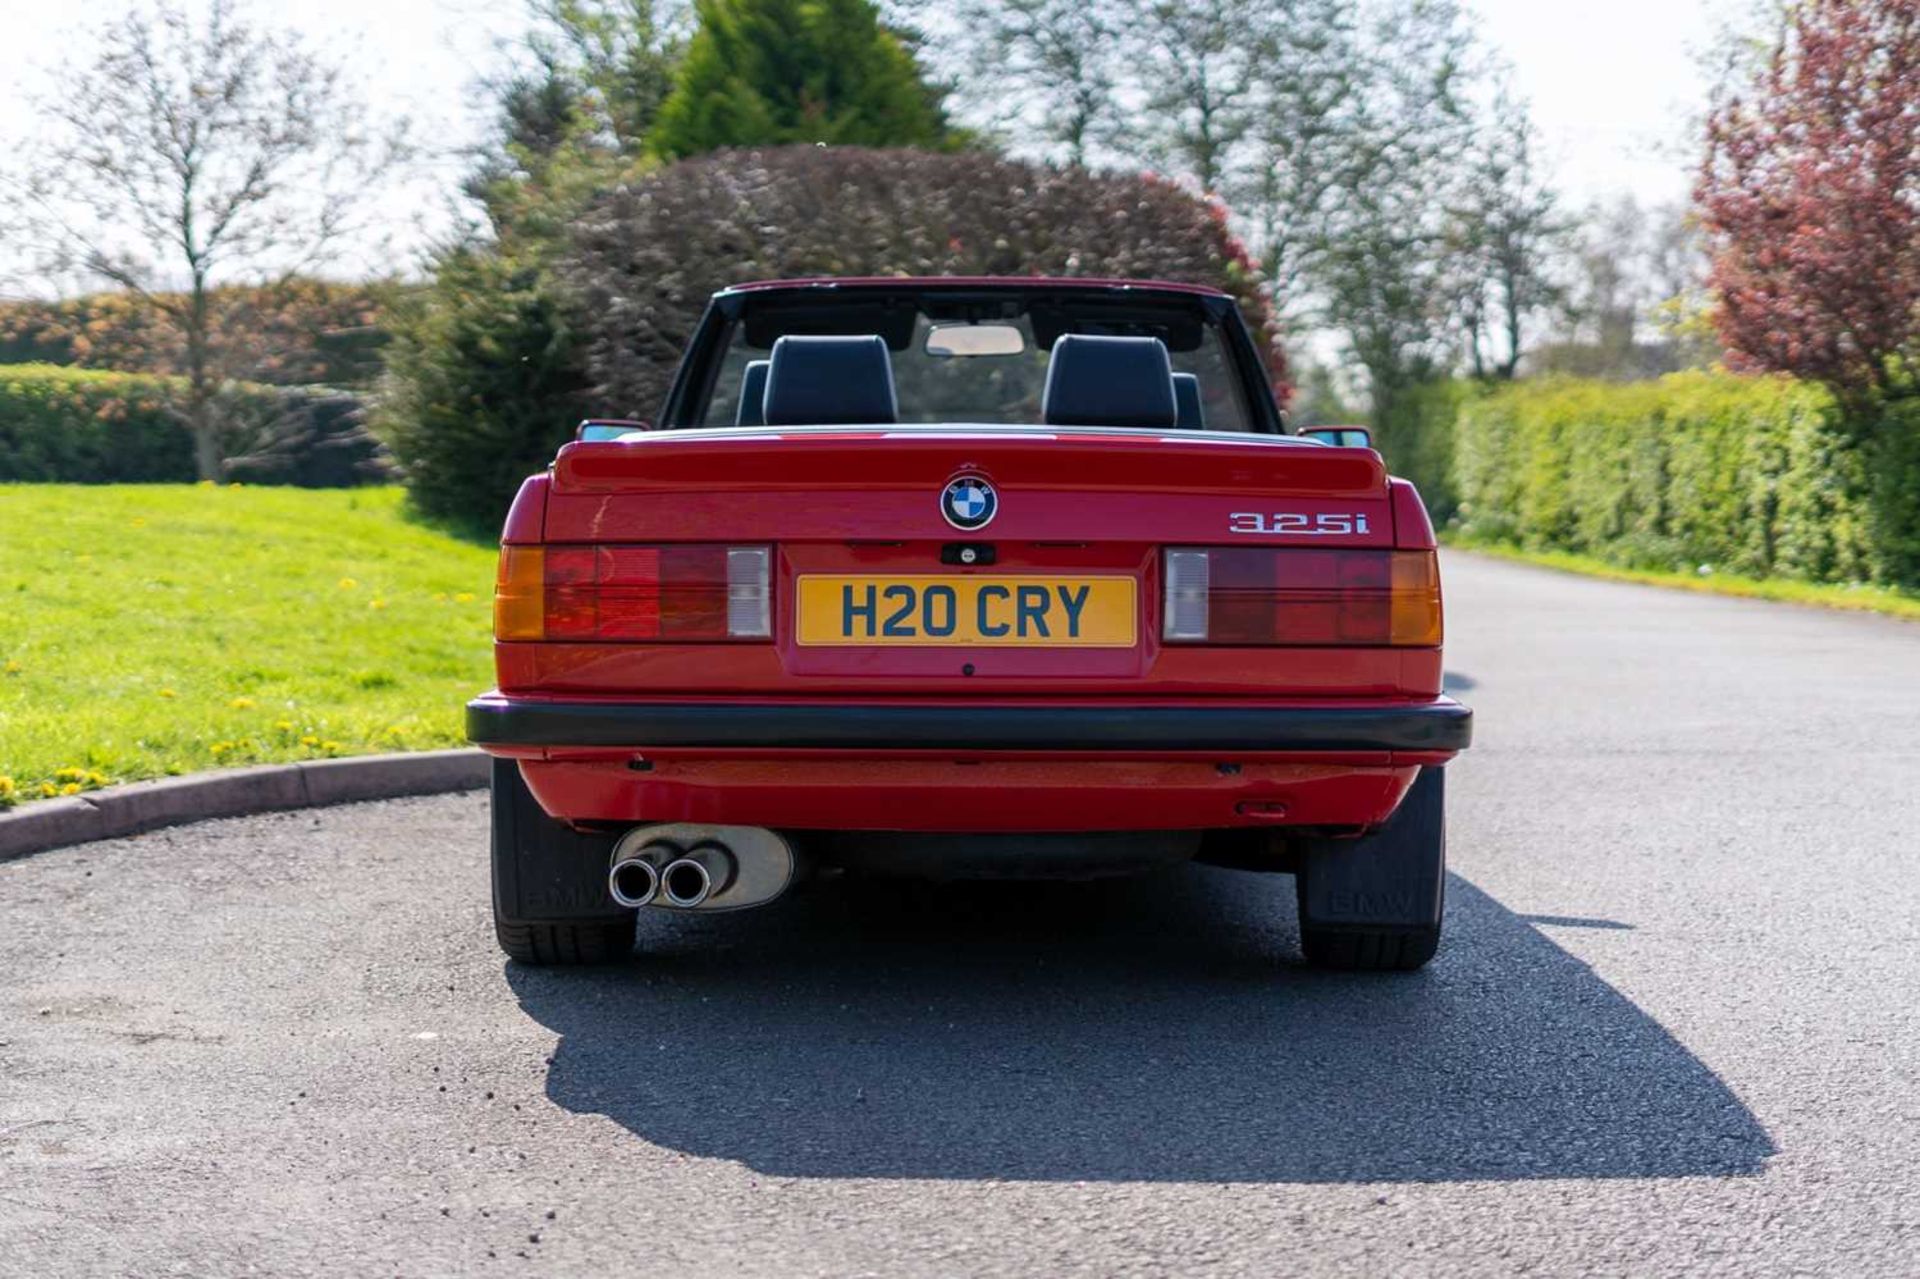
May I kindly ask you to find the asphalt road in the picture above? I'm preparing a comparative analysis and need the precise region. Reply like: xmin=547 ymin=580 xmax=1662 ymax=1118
xmin=4 ymin=552 xmax=1918 ymax=1276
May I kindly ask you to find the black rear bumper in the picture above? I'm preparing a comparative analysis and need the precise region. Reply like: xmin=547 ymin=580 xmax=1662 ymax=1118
xmin=466 ymin=696 xmax=1473 ymax=754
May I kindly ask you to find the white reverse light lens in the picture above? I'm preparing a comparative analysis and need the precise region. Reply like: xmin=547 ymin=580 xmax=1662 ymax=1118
xmin=1163 ymin=549 xmax=1210 ymax=641
xmin=727 ymin=546 xmax=772 ymax=638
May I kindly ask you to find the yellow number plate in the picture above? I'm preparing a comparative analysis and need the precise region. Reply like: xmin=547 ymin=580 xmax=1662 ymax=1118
xmin=795 ymin=576 xmax=1138 ymax=647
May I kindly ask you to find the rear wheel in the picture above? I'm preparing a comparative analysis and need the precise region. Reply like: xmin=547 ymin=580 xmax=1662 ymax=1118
xmin=489 ymin=759 xmax=635 ymax=965
xmin=1294 ymin=766 xmax=1448 ymax=972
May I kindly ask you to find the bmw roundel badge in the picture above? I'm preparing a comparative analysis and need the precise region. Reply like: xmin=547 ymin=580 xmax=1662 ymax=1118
xmin=941 ymin=475 xmax=997 ymax=531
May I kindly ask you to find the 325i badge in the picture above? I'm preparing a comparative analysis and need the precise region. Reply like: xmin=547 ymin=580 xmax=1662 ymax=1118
xmin=1228 ymin=511 xmax=1371 ymax=535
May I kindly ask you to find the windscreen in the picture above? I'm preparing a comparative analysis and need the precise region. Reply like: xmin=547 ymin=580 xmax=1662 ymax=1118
xmin=697 ymin=295 xmax=1257 ymax=432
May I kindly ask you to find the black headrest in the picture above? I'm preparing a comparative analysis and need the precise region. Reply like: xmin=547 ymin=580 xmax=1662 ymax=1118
xmin=1042 ymin=335 xmax=1178 ymax=429
xmin=1171 ymin=372 xmax=1206 ymax=430
xmin=736 ymin=360 xmax=770 ymax=427
xmin=762 ymin=335 xmax=898 ymax=426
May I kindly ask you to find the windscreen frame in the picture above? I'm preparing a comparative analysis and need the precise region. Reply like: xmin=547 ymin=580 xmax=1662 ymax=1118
xmin=659 ymin=284 xmax=1286 ymax=434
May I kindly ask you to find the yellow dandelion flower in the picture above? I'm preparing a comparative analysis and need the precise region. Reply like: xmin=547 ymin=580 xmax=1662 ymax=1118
xmin=60 ymin=782 xmax=81 ymax=796
xmin=368 ymin=598 xmax=386 ymax=611
xmin=300 ymin=735 xmax=320 ymax=747
xmin=0 ymin=776 xmax=17 ymax=799
xmin=338 ymin=578 xmax=357 ymax=590
xmin=86 ymin=771 xmax=107 ymax=787
xmin=39 ymin=782 xmax=58 ymax=798
xmin=320 ymin=740 xmax=341 ymax=752
xmin=230 ymin=697 xmax=255 ymax=710
xmin=3 ymin=660 xmax=21 ymax=675
xmin=275 ymin=719 xmax=294 ymax=732
xmin=454 ymin=592 xmax=475 ymax=604
xmin=158 ymin=688 xmax=177 ymax=699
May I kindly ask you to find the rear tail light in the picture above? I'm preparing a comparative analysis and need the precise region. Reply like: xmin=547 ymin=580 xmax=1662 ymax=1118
xmin=1161 ymin=548 xmax=1441 ymax=646
xmin=494 ymin=544 xmax=773 ymax=641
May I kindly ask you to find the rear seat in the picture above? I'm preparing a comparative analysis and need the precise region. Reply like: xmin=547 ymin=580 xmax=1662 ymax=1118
xmin=735 ymin=360 xmax=771 ymax=426
xmin=1171 ymin=372 xmax=1206 ymax=431
xmin=1042 ymin=335 xmax=1178 ymax=429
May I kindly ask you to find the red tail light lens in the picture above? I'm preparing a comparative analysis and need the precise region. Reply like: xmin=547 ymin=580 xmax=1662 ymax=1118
xmin=493 ymin=544 xmax=772 ymax=641
xmin=1162 ymin=548 xmax=1441 ymax=646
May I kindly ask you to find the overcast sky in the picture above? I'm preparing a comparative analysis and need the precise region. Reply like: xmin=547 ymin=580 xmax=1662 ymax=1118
xmin=0 ymin=0 xmax=1736 ymax=287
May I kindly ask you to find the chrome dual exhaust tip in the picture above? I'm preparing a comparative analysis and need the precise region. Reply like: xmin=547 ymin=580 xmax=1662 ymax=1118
xmin=661 ymin=842 xmax=737 ymax=908
xmin=607 ymin=855 xmax=662 ymax=909
xmin=661 ymin=858 xmax=713 ymax=907
xmin=607 ymin=825 xmax=793 ymax=912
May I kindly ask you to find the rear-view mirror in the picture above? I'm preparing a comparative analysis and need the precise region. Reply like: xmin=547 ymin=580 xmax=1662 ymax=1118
xmin=1301 ymin=426 xmax=1373 ymax=449
xmin=925 ymin=323 xmax=1026 ymax=357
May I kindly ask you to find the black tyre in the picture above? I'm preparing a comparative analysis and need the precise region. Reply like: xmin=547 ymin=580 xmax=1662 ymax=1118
xmin=494 ymin=919 xmax=635 ymax=966
xmin=490 ymin=759 xmax=635 ymax=965
xmin=1294 ymin=766 xmax=1448 ymax=972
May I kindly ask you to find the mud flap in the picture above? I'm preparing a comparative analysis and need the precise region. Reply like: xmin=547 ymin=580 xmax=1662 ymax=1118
xmin=490 ymin=759 xmax=631 ymax=926
xmin=1295 ymin=766 xmax=1447 ymax=933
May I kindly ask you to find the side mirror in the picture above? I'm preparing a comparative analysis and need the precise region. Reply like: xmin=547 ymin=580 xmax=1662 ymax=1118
xmin=576 ymin=419 xmax=650 ymax=442
xmin=1300 ymin=426 xmax=1373 ymax=449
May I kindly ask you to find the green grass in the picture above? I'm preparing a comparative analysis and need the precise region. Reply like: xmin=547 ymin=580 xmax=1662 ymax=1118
xmin=1448 ymin=538 xmax=1920 ymax=622
xmin=0 ymin=485 xmax=497 ymax=808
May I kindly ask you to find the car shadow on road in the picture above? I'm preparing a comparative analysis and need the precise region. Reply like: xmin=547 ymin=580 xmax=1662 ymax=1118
xmin=507 ymin=867 xmax=1773 ymax=1184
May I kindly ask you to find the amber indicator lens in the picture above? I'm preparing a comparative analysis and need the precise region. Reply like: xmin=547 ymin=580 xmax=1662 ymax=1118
xmin=493 ymin=546 xmax=546 ymax=641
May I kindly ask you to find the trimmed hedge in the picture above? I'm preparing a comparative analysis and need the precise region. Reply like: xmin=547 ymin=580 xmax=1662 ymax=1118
xmin=1373 ymin=380 xmax=1472 ymax=525
xmin=1451 ymin=372 xmax=1920 ymax=587
xmin=0 ymin=364 xmax=386 ymax=486
xmin=0 ymin=280 xmax=392 ymax=388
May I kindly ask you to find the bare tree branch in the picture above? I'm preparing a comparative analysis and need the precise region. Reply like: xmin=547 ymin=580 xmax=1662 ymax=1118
xmin=2 ymin=0 xmax=411 ymax=479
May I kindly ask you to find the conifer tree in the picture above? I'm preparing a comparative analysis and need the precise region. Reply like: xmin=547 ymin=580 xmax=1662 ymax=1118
xmin=651 ymin=0 xmax=952 ymax=157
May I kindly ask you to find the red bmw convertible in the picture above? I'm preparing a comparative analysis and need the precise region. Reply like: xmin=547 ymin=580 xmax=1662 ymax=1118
xmin=468 ymin=277 xmax=1472 ymax=970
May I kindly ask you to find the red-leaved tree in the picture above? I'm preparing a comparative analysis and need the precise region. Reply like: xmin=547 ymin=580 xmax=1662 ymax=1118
xmin=1696 ymin=0 xmax=1920 ymax=405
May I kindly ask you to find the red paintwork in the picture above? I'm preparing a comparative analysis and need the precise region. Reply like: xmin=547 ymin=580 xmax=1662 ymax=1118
xmin=721 ymin=276 xmax=1230 ymax=298
xmin=474 ymin=279 xmax=1461 ymax=840
xmin=1388 ymin=477 xmax=1437 ymax=547
xmin=554 ymin=431 xmax=1378 ymax=494
xmin=494 ymin=643 xmax=1443 ymax=698
xmin=546 ymin=435 xmax=1392 ymax=575
xmin=500 ymin=473 xmax=548 ymax=544
xmin=515 ymin=752 xmax=1419 ymax=832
